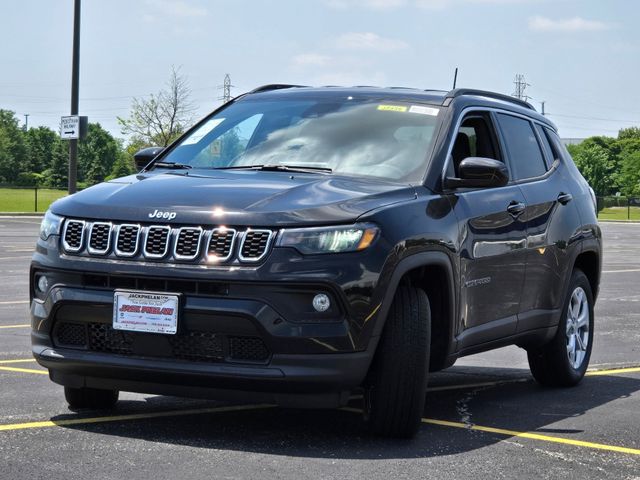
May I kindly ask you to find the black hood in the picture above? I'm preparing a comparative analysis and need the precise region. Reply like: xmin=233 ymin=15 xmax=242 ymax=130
xmin=51 ymin=170 xmax=417 ymax=226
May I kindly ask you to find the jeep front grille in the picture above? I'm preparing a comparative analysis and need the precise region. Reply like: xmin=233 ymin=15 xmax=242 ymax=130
xmin=174 ymin=227 xmax=202 ymax=260
xmin=88 ymin=222 xmax=112 ymax=255
xmin=60 ymin=219 xmax=274 ymax=264
xmin=207 ymin=228 xmax=236 ymax=261
xmin=116 ymin=224 xmax=140 ymax=257
xmin=239 ymin=230 xmax=273 ymax=262
xmin=53 ymin=322 xmax=270 ymax=364
xmin=144 ymin=226 xmax=170 ymax=258
xmin=62 ymin=220 xmax=85 ymax=252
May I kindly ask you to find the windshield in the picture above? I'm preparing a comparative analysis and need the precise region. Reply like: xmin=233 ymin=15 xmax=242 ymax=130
xmin=161 ymin=96 xmax=441 ymax=183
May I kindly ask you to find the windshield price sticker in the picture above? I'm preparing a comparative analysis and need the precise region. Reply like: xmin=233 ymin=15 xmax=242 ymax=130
xmin=113 ymin=291 xmax=179 ymax=335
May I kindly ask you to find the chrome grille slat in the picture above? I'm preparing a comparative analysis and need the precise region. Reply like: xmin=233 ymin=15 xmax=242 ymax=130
xmin=88 ymin=222 xmax=112 ymax=255
xmin=239 ymin=229 xmax=273 ymax=262
xmin=62 ymin=220 xmax=86 ymax=252
xmin=61 ymin=221 xmax=274 ymax=263
xmin=174 ymin=227 xmax=202 ymax=260
xmin=115 ymin=224 xmax=141 ymax=257
xmin=144 ymin=226 xmax=171 ymax=258
xmin=207 ymin=228 xmax=236 ymax=262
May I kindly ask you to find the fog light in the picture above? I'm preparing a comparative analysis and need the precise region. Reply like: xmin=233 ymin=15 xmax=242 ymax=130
xmin=312 ymin=293 xmax=330 ymax=312
xmin=37 ymin=275 xmax=49 ymax=293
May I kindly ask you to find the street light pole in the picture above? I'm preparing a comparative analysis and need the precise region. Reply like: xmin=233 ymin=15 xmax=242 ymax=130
xmin=68 ymin=0 xmax=81 ymax=194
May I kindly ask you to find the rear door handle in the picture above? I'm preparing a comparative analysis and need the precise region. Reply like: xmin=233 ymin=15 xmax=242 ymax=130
xmin=507 ymin=201 xmax=526 ymax=216
xmin=557 ymin=192 xmax=573 ymax=205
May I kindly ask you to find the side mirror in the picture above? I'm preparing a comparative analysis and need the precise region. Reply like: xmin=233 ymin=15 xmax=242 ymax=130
xmin=134 ymin=147 xmax=164 ymax=171
xmin=445 ymin=157 xmax=509 ymax=189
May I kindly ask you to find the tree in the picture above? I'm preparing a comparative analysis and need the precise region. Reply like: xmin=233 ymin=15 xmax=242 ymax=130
xmin=25 ymin=126 xmax=59 ymax=174
xmin=618 ymin=126 xmax=640 ymax=141
xmin=570 ymin=143 xmax=615 ymax=196
xmin=107 ymin=148 xmax=135 ymax=180
xmin=41 ymin=138 xmax=69 ymax=188
xmin=0 ymin=110 xmax=27 ymax=183
xmin=118 ymin=66 xmax=195 ymax=147
xmin=78 ymin=123 xmax=121 ymax=185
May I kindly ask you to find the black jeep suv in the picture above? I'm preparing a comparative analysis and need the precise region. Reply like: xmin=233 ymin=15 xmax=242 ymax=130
xmin=31 ymin=85 xmax=601 ymax=437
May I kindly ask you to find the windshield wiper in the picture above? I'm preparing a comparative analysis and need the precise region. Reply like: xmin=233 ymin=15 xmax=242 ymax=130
xmin=213 ymin=164 xmax=332 ymax=174
xmin=152 ymin=161 xmax=193 ymax=170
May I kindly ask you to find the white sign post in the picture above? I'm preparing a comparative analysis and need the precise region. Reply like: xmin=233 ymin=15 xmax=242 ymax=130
xmin=60 ymin=116 xmax=80 ymax=140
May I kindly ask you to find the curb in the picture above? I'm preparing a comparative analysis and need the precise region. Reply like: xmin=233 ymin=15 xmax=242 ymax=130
xmin=0 ymin=213 xmax=44 ymax=218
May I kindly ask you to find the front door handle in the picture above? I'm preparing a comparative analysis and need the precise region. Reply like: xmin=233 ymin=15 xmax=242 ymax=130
xmin=557 ymin=192 xmax=573 ymax=205
xmin=507 ymin=201 xmax=526 ymax=217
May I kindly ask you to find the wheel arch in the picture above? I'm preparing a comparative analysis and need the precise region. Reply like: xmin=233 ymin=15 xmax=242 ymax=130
xmin=573 ymin=249 xmax=601 ymax=301
xmin=372 ymin=251 xmax=457 ymax=372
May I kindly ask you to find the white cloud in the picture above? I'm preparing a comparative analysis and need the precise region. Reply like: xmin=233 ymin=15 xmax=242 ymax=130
xmin=528 ymin=15 xmax=611 ymax=32
xmin=144 ymin=0 xmax=208 ymax=18
xmin=335 ymin=32 xmax=408 ymax=51
xmin=291 ymin=53 xmax=333 ymax=68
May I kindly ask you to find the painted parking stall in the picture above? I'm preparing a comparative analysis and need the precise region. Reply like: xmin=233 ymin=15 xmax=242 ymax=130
xmin=1 ymin=218 xmax=639 ymax=478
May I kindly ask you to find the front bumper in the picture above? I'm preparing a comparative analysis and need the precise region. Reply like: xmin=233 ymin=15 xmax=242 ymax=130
xmin=33 ymin=344 xmax=372 ymax=408
xmin=30 ymin=272 xmax=378 ymax=407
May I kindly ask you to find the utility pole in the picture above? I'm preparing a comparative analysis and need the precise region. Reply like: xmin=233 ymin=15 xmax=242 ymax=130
xmin=219 ymin=74 xmax=233 ymax=103
xmin=68 ymin=0 xmax=81 ymax=194
xmin=23 ymin=114 xmax=29 ymax=131
xmin=512 ymin=74 xmax=530 ymax=102
xmin=540 ymin=101 xmax=546 ymax=116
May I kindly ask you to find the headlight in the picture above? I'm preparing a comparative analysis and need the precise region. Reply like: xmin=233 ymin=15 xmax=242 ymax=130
xmin=277 ymin=224 xmax=379 ymax=254
xmin=39 ymin=211 xmax=63 ymax=240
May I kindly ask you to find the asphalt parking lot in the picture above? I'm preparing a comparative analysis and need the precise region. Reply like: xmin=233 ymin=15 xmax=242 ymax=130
xmin=0 ymin=217 xmax=639 ymax=479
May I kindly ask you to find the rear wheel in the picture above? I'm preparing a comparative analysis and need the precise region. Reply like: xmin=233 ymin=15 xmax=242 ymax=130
xmin=527 ymin=269 xmax=594 ymax=387
xmin=64 ymin=386 xmax=119 ymax=410
xmin=364 ymin=285 xmax=430 ymax=438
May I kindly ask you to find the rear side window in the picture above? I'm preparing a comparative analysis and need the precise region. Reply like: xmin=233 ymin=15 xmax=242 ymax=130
xmin=534 ymin=124 xmax=555 ymax=166
xmin=496 ymin=113 xmax=547 ymax=180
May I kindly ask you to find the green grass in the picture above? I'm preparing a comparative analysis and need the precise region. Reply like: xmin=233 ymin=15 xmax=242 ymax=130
xmin=0 ymin=188 xmax=67 ymax=213
xmin=598 ymin=206 xmax=640 ymax=221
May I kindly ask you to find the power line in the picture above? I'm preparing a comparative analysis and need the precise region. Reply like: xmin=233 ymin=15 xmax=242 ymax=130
xmin=546 ymin=113 xmax=639 ymax=124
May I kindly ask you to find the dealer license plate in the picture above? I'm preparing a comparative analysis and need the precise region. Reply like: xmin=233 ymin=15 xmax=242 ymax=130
xmin=113 ymin=290 xmax=179 ymax=335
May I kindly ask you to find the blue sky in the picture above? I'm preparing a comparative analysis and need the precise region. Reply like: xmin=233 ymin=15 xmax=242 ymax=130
xmin=1 ymin=0 xmax=638 ymax=139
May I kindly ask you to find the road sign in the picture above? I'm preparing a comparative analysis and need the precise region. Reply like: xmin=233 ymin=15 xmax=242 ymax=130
xmin=60 ymin=116 xmax=79 ymax=139
xmin=60 ymin=115 xmax=88 ymax=140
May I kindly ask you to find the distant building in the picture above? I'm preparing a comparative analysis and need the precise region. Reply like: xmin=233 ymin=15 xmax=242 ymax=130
xmin=561 ymin=138 xmax=586 ymax=146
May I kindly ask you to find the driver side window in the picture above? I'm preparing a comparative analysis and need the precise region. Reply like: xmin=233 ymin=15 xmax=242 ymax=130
xmin=450 ymin=113 xmax=502 ymax=176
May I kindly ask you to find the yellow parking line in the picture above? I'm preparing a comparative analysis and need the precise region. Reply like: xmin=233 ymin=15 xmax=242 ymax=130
xmin=427 ymin=379 xmax=528 ymax=392
xmin=0 ymin=324 xmax=30 ymax=329
xmin=0 ymin=301 xmax=29 ymax=305
xmin=0 ymin=404 xmax=274 ymax=432
xmin=586 ymin=366 xmax=640 ymax=376
xmin=0 ymin=359 xmax=36 ymax=364
xmin=341 ymin=407 xmax=640 ymax=456
xmin=421 ymin=418 xmax=640 ymax=456
xmin=0 ymin=366 xmax=47 ymax=375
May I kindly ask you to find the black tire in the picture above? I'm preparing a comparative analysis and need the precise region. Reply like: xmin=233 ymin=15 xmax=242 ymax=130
xmin=64 ymin=386 xmax=119 ymax=410
xmin=364 ymin=285 xmax=431 ymax=438
xmin=527 ymin=269 xmax=594 ymax=387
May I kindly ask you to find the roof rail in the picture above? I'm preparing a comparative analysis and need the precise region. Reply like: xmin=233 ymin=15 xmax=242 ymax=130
xmin=249 ymin=84 xmax=307 ymax=94
xmin=445 ymin=88 xmax=535 ymax=111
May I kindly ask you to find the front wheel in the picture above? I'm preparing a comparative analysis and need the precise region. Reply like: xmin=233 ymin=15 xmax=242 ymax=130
xmin=364 ymin=285 xmax=431 ymax=438
xmin=527 ymin=269 xmax=594 ymax=387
